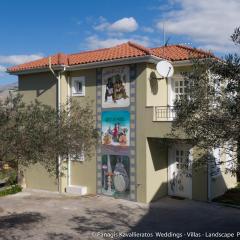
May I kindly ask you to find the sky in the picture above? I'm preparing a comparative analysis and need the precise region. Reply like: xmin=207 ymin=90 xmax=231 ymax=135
xmin=0 ymin=0 xmax=239 ymax=85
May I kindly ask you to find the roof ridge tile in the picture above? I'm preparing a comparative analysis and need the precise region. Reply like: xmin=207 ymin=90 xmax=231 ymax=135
xmin=128 ymin=41 xmax=152 ymax=55
xmin=175 ymin=44 xmax=214 ymax=57
xmin=69 ymin=42 xmax=128 ymax=56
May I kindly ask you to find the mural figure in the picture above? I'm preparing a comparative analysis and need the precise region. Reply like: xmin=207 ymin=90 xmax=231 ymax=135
xmin=105 ymin=75 xmax=128 ymax=103
xmin=102 ymin=111 xmax=130 ymax=154
xmin=102 ymin=66 xmax=130 ymax=108
xmin=102 ymin=155 xmax=130 ymax=198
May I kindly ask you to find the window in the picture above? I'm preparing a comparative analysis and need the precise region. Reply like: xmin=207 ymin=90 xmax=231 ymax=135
xmin=175 ymin=148 xmax=190 ymax=171
xmin=174 ymin=78 xmax=188 ymax=100
xmin=72 ymin=77 xmax=85 ymax=96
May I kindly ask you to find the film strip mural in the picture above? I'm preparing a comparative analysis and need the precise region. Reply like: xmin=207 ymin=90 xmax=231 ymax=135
xmin=96 ymin=64 xmax=137 ymax=201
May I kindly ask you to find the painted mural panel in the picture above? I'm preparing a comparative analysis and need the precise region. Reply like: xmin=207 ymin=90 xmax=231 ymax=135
xmin=102 ymin=66 xmax=130 ymax=108
xmin=102 ymin=110 xmax=130 ymax=155
xmin=102 ymin=155 xmax=130 ymax=198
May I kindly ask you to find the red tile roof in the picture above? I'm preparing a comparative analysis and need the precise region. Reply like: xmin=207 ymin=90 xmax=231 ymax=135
xmin=7 ymin=42 xmax=214 ymax=73
xmin=151 ymin=44 xmax=214 ymax=61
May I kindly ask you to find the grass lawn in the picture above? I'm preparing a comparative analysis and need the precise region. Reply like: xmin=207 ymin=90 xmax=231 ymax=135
xmin=213 ymin=183 xmax=240 ymax=206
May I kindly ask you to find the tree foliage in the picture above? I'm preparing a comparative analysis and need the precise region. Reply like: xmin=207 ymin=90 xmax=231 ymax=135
xmin=172 ymin=27 xmax=240 ymax=177
xmin=0 ymin=93 xmax=98 ymax=176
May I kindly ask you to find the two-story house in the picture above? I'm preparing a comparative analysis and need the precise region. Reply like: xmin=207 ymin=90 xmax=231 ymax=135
xmin=7 ymin=42 xmax=237 ymax=203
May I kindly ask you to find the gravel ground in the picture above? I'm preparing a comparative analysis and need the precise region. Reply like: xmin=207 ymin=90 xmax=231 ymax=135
xmin=0 ymin=189 xmax=239 ymax=240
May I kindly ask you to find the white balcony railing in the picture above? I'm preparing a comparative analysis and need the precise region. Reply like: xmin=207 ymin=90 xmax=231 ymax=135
xmin=153 ymin=106 xmax=176 ymax=121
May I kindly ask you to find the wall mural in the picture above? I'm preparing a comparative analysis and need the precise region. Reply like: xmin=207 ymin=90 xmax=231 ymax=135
xmin=102 ymin=110 xmax=130 ymax=155
xmin=99 ymin=65 xmax=135 ymax=200
xmin=102 ymin=66 xmax=130 ymax=108
xmin=101 ymin=155 xmax=130 ymax=198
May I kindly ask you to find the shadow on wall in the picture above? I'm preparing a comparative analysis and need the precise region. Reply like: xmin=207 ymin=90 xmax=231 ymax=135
xmin=147 ymin=138 xmax=168 ymax=202
xmin=192 ymin=151 xmax=230 ymax=201
xmin=149 ymin=72 xmax=158 ymax=95
xmin=18 ymin=73 xmax=58 ymax=110
xmin=19 ymin=73 xmax=56 ymax=97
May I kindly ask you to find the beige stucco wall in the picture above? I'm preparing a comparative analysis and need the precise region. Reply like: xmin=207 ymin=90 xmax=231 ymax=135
xmin=70 ymin=161 xmax=96 ymax=194
xmin=60 ymin=73 xmax=69 ymax=105
xmin=68 ymin=69 xmax=97 ymax=195
xmin=135 ymin=63 xmax=147 ymax=202
xmin=191 ymin=147 xmax=208 ymax=201
xmin=23 ymin=163 xmax=58 ymax=191
xmin=19 ymin=72 xmax=57 ymax=108
xmin=211 ymin=151 xmax=237 ymax=199
xmin=146 ymin=63 xmax=168 ymax=107
xmin=146 ymin=138 xmax=168 ymax=202
xmin=18 ymin=72 xmax=58 ymax=191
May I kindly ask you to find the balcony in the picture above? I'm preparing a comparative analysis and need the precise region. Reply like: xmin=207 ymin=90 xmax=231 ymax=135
xmin=153 ymin=106 xmax=176 ymax=121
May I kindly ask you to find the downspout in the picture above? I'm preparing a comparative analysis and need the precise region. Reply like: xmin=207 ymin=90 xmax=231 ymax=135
xmin=67 ymin=74 xmax=71 ymax=187
xmin=48 ymin=57 xmax=66 ymax=193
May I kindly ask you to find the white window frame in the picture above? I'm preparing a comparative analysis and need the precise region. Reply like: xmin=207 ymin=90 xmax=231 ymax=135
xmin=71 ymin=77 xmax=85 ymax=96
xmin=174 ymin=77 xmax=188 ymax=100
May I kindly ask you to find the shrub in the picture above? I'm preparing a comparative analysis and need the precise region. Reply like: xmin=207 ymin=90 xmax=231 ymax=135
xmin=0 ymin=185 xmax=22 ymax=197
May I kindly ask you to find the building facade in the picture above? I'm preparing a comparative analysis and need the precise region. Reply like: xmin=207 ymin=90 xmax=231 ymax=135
xmin=8 ymin=42 xmax=237 ymax=203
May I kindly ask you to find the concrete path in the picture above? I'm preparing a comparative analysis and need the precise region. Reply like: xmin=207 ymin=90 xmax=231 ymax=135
xmin=0 ymin=190 xmax=239 ymax=239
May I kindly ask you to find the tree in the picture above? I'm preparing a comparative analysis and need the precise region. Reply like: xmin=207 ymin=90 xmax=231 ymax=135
xmin=172 ymin=27 xmax=240 ymax=179
xmin=0 ymin=93 xmax=98 ymax=176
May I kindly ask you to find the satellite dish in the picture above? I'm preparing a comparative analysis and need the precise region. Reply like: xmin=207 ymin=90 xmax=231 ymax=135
xmin=156 ymin=60 xmax=174 ymax=78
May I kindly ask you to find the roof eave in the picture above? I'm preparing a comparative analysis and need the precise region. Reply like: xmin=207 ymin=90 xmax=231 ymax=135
xmin=8 ymin=55 xmax=162 ymax=75
xmin=172 ymin=60 xmax=193 ymax=66
xmin=172 ymin=57 xmax=215 ymax=66
xmin=67 ymin=55 xmax=161 ymax=71
xmin=7 ymin=65 xmax=67 ymax=76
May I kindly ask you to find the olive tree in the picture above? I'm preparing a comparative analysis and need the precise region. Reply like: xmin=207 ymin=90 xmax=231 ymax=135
xmin=0 ymin=93 xmax=98 ymax=176
xmin=172 ymin=27 xmax=240 ymax=179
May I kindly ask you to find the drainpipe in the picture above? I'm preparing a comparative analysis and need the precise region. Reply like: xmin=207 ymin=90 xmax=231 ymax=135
xmin=48 ymin=57 xmax=66 ymax=193
xmin=67 ymin=74 xmax=71 ymax=187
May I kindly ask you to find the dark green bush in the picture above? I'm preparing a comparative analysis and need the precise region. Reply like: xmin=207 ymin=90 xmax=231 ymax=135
xmin=0 ymin=185 xmax=22 ymax=197
xmin=6 ymin=170 xmax=18 ymax=185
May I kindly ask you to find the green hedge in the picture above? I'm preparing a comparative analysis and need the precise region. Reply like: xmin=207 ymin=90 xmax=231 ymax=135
xmin=0 ymin=185 xmax=22 ymax=197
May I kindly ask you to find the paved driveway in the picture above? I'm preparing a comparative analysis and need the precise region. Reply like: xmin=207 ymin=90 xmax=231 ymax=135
xmin=0 ymin=190 xmax=239 ymax=240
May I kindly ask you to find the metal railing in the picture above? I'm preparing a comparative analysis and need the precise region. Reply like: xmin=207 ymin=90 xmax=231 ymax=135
xmin=153 ymin=106 xmax=176 ymax=121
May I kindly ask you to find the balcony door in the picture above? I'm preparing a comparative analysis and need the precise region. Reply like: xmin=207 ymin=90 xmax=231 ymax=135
xmin=168 ymin=144 xmax=192 ymax=199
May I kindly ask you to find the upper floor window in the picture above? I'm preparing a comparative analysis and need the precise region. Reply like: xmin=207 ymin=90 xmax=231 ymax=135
xmin=174 ymin=78 xmax=189 ymax=100
xmin=72 ymin=77 xmax=85 ymax=96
